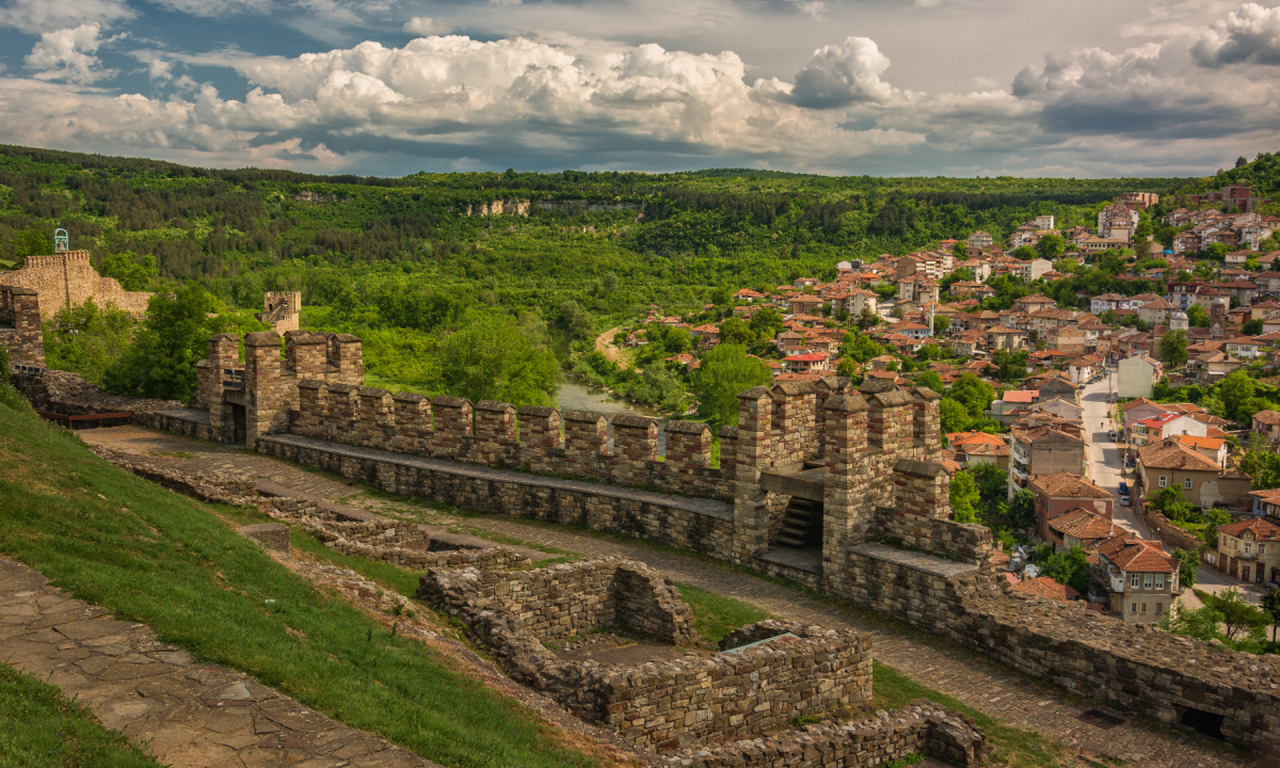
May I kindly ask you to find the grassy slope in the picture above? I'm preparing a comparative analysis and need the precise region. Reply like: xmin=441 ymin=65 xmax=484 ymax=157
xmin=0 ymin=662 xmax=163 ymax=768
xmin=0 ymin=391 xmax=594 ymax=768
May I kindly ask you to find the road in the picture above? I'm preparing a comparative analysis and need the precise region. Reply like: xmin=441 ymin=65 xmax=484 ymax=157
xmin=1080 ymin=366 xmax=1154 ymax=539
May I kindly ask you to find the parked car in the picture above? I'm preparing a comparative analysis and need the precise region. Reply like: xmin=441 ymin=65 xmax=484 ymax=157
xmin=1108 ymin=430 xmax=1117 ymax=441
xmin=1119 ymin=481 xmax=1129 ymax=495
xmin=1120 ymin=495 xmax=1132 ymax=507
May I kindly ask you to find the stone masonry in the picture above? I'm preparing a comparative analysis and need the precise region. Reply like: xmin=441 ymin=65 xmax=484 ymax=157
xmin=2 ymin=250 xmax=152 ymax=317
xmin=419 ymin=560 xmax=872 ymax=754
xmin=0 ymin=285 xmax=45 ymax=366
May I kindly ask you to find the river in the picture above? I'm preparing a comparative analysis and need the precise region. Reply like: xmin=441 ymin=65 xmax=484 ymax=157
xmin=556 ymin=381 xmax=669 ymax=453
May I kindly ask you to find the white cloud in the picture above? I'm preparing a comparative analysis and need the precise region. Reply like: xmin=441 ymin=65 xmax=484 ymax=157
xmin=790 ymin=36 xmax=894 ymax=108
xmin=0 ymin=0 xmax=134 ymax=35
xmin=403 ymin=17 xmax=441 ymax=35
xmin=25 ymin=23 xmax=120 ymax=84
xmin=1191 ymin=2 xmax=1280 ymax=66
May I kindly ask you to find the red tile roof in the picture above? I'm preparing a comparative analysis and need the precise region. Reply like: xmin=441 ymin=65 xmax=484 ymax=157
xmin=1011 ymin=576 xmax=1079 ymax=601
xmin=1218 ymin=517 xmax=1280 ymax=541
xmin=1095 ymin=535 xmax=1177 ymax=573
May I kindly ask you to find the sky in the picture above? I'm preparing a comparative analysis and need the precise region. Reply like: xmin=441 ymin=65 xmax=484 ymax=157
xmin=0 ymin=0 xmax=1278 ymax=177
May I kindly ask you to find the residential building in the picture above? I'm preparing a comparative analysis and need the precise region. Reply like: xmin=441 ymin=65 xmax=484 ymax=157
xmin=1045 ymin=507 xmax=1121 ymax=552
xmin=1215 ymin=518 xmax=1280 ymax=585
xmin=1137 ymin=299 xmax=1177 ymax=326
xmin=1117 ymin=354 xmax=1162 ymax=399
xmin=1010 ymin=576 xmax=1078 ymax=602
xmin=1129 ymin=411 xmax=1208 ymax=447
xmin=1010 ymin=428 xmax=1087 ymax=497
xmin=1135 ymin=438 xmax=1252 ymax=509
xmin=782 ymin=352 xmax=831 ymax=374
xmin=1252 ymin=409 xmax=1280 ymax=443
xmin=968 ymin=230 xmax=994 ymax=249
xmin=1029 ymin=472 xmax=1114 ymax=541
xmin=1090 ymin=534 xmax=1180 ymax=624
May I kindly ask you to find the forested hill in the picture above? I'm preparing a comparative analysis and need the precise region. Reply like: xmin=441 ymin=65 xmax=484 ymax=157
xmin=0 ymin=142 xmax=1204 ymax=319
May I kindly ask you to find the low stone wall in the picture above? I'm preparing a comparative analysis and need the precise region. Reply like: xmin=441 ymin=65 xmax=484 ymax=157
xmin=1141 ymin=503 xmax=1205 ymax=553
xmin=671 ymin=701 xmax=993 ymax=768
xmin=840 ymin=543 xmax=1280 ymax=752
xmin=256 ymin=434 xmax=736 ymax=559
xmin=93 ymin=448 xmax=257 ymax=504
xmin=419 ymin=563 xmax=872 ymax=753
xmin=134 ymin=409 xmax=215 ymax=442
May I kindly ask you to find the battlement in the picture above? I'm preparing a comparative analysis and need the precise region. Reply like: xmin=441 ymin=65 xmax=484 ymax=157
xmin=261 ymin=291 xmax=301 ymax=333
xmin=3 ymin=249 xmax=151 ymax=317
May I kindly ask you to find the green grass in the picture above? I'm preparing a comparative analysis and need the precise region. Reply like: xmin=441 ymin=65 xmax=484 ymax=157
xmin=870 ymin=661 xmax=1066 ymax=768
xmin=0 ymin=662 xmax=163 ymax=768
xmin=675 ymin=582 xmax=775 ymax=643
xmin=0 ymin=393 xmax=596 ymax=768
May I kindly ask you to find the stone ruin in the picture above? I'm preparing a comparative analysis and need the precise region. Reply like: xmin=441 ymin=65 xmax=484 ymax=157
xmin=418 ymin=558 xmax=875 ymax=754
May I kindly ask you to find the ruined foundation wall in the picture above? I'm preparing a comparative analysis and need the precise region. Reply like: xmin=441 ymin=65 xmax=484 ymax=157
xmin=421 ymin=566 xmax=871 ymax=754
xmin=671 ymin=701 xmax=993 ymax=768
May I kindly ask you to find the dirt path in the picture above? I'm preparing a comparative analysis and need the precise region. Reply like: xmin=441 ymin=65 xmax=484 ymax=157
xmin=594 ymin=327 xmax=630 ymax=370
xmin=78 ymin=426 xmax=1257 ymax=768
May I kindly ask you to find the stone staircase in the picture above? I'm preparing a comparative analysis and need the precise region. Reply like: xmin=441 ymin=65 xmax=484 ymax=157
xmin=775 ymin=497 xmax=821 ymax=547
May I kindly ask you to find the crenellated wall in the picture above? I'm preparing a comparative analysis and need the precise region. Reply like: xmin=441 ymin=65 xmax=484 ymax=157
xmin=2 ymin=251 xmax=152 ymax=317
xmin=0 ymin=286 xmax=45 ymax=366
xmin=287 ymin=381 xmax=740 ymax=500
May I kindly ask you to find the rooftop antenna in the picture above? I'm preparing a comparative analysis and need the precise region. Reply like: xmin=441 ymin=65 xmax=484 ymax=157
xmin=53 ymin=228 xmax=68 ymax=253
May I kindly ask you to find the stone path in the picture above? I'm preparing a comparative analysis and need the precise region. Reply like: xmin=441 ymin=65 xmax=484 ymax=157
xmin=0 ymin=557 xmax=440 ymax=768
xmin=78 ymin=426 xmax=1261 ymax=768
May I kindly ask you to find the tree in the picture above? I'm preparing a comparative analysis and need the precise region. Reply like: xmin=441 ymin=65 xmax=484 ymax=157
xmin=1041 ymin=545 xmax=1089 ymax=595
xmin=1160 ymin=604 xmax=1225 ymax=643
xmin=1008 ymin=488 xmax=1036 ymax=531
xmin=1241 ymin=448 xmax=1280 ymax=490
xmin=989 ymin=349 xmax=1029 ymax=382
xmin=1158 ymin=329 xmax=1189 ymax=368
xmin=946 ymin=373 xmax=995 ymax=420
xmin=915 ymin=370 xmax=945 ymax=393
xmin=1010 ymin=246 xmax=1037 ymax=261
xmin=1185 ymin=304 xmax=1210 ymax=328
xmin=939 ymin=397 xmax=971 ymax=433
xmin=1172 ymin=548 xmax=1199 ymax=590
xmin=1236 ymin=396 xmax=1279 ymax=423
xmin=1263 ymin=588 xmax=1280 ymax=642
xmin=950 ymin=470 xmax=982 ymax=523
xmin=843 ymin=331 xmax=885 ymax=363
xmin=933 ymin=315 xmax=951 ymax=335
xmin=748 ymin=307 xmax=783 ymax=339
xmin=11 ymin=228 xmax=54 ymax=268
xmin=1218 ymin=370 xmax=1257 ymax=421
xmin=1197 ymin=587 xmax=1269 ymax=643
xmin=1243 ymin=318 xmax=1265 ymax=335
xmin=97 ymin=251 xmax=158 ymax=292
xmin=105 ymin=282 xmax=263 ymax=402
xmin=1036 ymin=234 xmax=1065 ymax=260
xmin=43 ymin=299 xmax=136 ymax=385
xmin=690 ymin=344 xmax=771 ymax=428
xmin=718 ymin=316 xmax=753 ymax=346
xmin=556 ymin=300 xmax=594 ymax=342
xmin=438 ymin=312 xmax=561 ymax=406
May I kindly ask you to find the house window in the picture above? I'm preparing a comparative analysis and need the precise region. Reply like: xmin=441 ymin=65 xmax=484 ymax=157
xmin=1155 ymin=574 xmax=1164 ymax=590
xmin=1246 ymin=542 xmax=1253 ymax=555
xmin=1141 ymin=603 xmax=1148 ymax=613
xmin=1130 ymin=603 xmax=1137 ymax=613
xmin=1261 ymin=544 xmax=1267 ymax=555
xmin=1156 ymin=603 xmax=1163 ymax=615
xmin=1159 ymin=476 xmax=1168 ymax=488
xmin=1130 ymin=574 xmax=1140 ymax=588
xmin=1184 ymin=477 xmax=1193 ymax=490
xmin=1144 ymin=574 xmax=1153 ymax=589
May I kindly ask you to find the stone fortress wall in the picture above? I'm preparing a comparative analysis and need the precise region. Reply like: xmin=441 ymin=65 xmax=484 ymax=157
xmin=0 ymin=285 xmax=45 ymax=366
xmin=1 ymin=250 xmax=152 ymax=318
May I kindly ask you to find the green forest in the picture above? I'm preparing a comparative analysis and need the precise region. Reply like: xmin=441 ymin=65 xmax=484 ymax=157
xmin=3 ymin=143 xmax=1276 ymax=408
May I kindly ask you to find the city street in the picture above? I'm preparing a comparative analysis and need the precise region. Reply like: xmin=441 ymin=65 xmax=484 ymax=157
xmin=1080 ymin=366 xmax=1154 ymax=539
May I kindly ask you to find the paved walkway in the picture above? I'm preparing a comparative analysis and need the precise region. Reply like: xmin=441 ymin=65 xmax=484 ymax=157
xmin=0 ymin=557 xmax=438 ymax=768
xmin=79 ymin=426 xmax=1258 ymax=768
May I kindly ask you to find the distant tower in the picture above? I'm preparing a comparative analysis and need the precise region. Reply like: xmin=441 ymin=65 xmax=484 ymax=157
xmin=53 ymin=228 xmax=68 ymax=253
xmin=1210 ymin=299 xmax=1227 ymax=341
xmin=1170 ymin=310 xmax=1189 ymax=332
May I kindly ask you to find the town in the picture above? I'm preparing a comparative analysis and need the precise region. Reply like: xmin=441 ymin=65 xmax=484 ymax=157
xmin=581 ymin=183 xmax=1280 ymax=628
